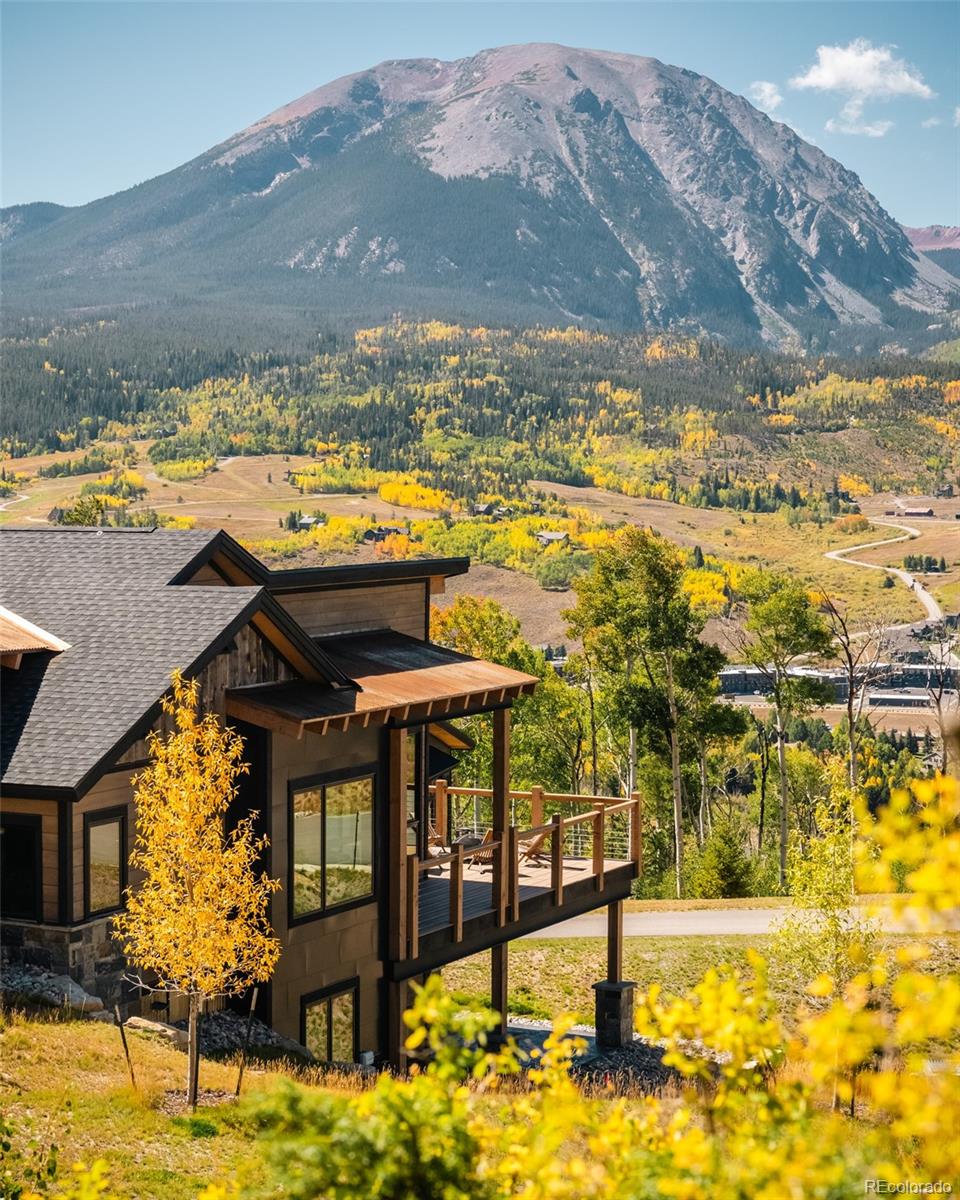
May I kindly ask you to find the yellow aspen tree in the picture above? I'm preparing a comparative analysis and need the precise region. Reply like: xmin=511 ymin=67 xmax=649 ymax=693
xmin=113 ymin=671 xmax=281 ymax=1108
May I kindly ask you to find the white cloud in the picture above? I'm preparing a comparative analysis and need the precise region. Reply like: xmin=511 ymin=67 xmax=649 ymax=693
xmin=749 ymin=80 xmax=783 ymax=113
xmin=790 ymin=39 xmax=933 ymax=138
xmin=955 ymin=106 xmax=960 ymax=127
xmin=824 ymin=96 xmax=893 ymax=137
xmin=921 ymin=116 xmax=942 ymax=129
xmin=791 ymin=39 xmax=933 ymax=101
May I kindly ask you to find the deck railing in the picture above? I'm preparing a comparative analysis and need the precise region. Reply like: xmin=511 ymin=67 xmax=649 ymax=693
xmin=404 ymin=787 xmax=643 ymax=957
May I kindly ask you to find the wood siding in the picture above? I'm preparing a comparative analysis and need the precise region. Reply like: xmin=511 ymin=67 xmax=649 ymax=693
xmin=0 ymin=796 xmax=59 ymax=922
xmin=276 ymin=582 xmax=427 ymax=640
xmin=116 ymin=622 xmax=296 ymax=766
xmin=268 ymin=725 xmax=383 ymax=1055
xmin=184 ymin=563 xmax=227 ymax=586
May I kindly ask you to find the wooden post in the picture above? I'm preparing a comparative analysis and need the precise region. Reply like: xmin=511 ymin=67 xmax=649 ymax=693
xmin=115 ymin=1004 xmax=137 ymax=1091
xmin=450 ymin=843 xmax=464 ymax=942
xmin=508 ymin=826 xmax=520 ymax=922
xmin=435 ymin=779 xmax=449 ymax=845
xmin=386 ymin=979 xmax=408 ymax=1071
xmin=530 ymin=785 xmax=544 ymax=827
xmin=630 ymin=791 xmax=643 ymax=876
xmin=389 ymin=728 xmax=408 ymax=960
xmin=235 ymin=985 xmax=259 ymax=1097
xmin=491 ymin=941 xmax=508 ymax=1043
xmin=406 ymin=851 xmax=419 ymax=960
xmin=593 ymin=804 xmax=605 ymax=891
xmin=607 ymin=899 xmax=623 ymax=983
xmin=492 ymin=708 xmax=510 ymax=927
xmin=551 ymin=812 xmax=564 ymax=906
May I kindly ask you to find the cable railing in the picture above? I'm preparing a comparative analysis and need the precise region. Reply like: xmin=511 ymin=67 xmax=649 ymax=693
xmin=405 ymin=785 xmax=643 ymax=957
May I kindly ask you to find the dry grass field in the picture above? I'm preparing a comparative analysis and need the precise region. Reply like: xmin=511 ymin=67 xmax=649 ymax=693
xmin=2 ymin=453 xmax=940 ymax=631
xmin=533 ymin=481 xmax=925 ymax=624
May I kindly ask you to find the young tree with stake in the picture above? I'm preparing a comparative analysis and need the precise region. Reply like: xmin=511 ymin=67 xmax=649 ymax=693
xmin=113 ymin=671 xmax=281 ymax=1109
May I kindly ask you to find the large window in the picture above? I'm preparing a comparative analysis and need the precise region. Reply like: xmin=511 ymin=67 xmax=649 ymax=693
xmin=84 ymin=810 xmax=126 ymax=916
xmin=290 ymin=773 xmax=374 ymax=920
xmin=302 ymin=982 xmax=358 ymax=1063
xmin=0 ymin=814 xmax=42 ymax=921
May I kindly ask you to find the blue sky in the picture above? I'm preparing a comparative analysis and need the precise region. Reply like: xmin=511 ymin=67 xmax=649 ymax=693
xmin=2 ymin=1 xmax=957 ymax=225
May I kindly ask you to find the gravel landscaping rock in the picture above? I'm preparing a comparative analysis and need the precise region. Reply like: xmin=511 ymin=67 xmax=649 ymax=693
xmin=171 ymin=1009 xmax=315 ymax=1063
xmin=506 ymin=1016 xmax=683 ymax=1094
xmin=0 ymin=962 xmax=104 ymax=1014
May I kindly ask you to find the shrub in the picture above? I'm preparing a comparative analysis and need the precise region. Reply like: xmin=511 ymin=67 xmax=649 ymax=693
xmin=686 ymin=820 xmax=755 ymax=898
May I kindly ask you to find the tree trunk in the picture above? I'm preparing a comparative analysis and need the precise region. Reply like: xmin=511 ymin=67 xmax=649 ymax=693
xmin=697 ymin=737 xmax=709 ymax=847
xmin=666 ymin=660 xmax=683 ymax=900
xmin=775 ymin=709 xmax=790 ymax=890
xmin=846 ymin=689 xmax=858 ymax=790
xmin=187 ymin=993 xmax=200 ymax=1110
xmin=628 ymin=725 xmax=637 ymax=796
xmin=757 ymin=727 xmax=768 ymax=853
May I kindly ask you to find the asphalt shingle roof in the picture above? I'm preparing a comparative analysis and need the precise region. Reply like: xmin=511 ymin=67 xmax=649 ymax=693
xmin=0 ymin=529 xmax=260 ymax=794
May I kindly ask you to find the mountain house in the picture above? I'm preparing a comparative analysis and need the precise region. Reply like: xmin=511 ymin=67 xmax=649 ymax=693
xmin=0 ymin=528 xmax=642 ymax=1066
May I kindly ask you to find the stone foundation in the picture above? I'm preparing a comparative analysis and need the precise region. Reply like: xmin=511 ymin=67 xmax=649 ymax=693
xmin=2 ymin=918 xmax=130 ymax=1012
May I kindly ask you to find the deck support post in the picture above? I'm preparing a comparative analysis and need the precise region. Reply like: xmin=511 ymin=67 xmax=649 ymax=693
xmin=593 ymin=899 xmax=635 ymax=1049
xmin=386 ymin=978 xmax=409 ymax=1071
xmin=607 ymin=898 xmax=623 ymax=983
xmin=492 ymin=708 xmax=510 ymax=926
xmin=388 ymin=728 xmax=408 ymax=961
xmin=491 ymin=941 xmax=508 ymax=1046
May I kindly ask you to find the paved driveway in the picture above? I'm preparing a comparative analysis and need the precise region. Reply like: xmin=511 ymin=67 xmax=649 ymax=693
xmin=523 ymin=904 xmax=935 ymax=938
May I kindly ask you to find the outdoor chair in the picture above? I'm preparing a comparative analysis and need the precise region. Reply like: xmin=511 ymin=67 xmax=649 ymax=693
xmin=518 ymin=828 xmax=551 ymax=866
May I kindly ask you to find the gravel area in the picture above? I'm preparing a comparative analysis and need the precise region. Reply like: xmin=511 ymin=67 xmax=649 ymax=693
xmin=506 ymin=1017 xmax=682 ymax=1094
xmin=170 ymin=1009 xmax=313 ymax=1062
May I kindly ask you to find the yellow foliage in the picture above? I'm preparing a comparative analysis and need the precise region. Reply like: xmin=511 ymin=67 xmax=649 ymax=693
xmin=112 ymin=672 xmax=281 ymax=1000
xmin=377 ymin=479 xmax=455 ymax=511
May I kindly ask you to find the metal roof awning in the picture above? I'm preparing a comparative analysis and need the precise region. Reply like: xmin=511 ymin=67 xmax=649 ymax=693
xmin=225 ymin=631 xmax=538 ymax=737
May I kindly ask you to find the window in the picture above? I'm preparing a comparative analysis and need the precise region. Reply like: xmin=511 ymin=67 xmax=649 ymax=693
xmin=290 ymin=773 xmax=374 ymax=920
xmin=85 ymin=810 xmax=126 ymax=916
xmin=0 ymin=815 xmax=42 ymax=921
xmin=302 ymin=982 xmax=358 ymax=1063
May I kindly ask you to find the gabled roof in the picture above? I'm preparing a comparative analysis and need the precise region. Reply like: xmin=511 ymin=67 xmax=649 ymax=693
xmin=1 ymin=585 xmax=264 ymax=795
xmin=0 ymin=528 xmax=347 ymax=797
xmin=0 ymin=527 xmax=502 ymax=796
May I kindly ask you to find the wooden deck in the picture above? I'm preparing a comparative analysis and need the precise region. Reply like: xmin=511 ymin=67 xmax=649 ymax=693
xmin=418 ymin=855 xmax=629 ymax=935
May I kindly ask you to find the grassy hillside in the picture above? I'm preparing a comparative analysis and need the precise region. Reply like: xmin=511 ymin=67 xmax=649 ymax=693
xmin=0 ymin=1007 xmax=357 ymax=1199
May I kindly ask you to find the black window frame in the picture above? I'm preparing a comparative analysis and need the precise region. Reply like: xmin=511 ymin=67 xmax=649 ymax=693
xmin=83 ymin=806 xmax=128 ymax=919
xmin=288 ymin=765 xmax=377 ymax=927
xmin=0 ymin=813 xmax=43 ymax=922
xmin=300 ymin=977 xmax=360 ymax=1064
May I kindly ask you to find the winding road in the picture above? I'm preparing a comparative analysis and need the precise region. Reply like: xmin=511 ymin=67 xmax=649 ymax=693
xmin=823 ymin=518 xmax=944 ymax=622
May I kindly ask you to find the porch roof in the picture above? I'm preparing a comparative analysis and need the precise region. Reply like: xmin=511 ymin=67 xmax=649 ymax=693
xmin=225 ymin=631 xmax=538 ymax=736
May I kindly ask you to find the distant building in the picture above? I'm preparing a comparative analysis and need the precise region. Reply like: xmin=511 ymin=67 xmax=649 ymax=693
xmin=296 ymin=515 xmax=325 ymax=531
xmin=471 ymin=503 xmax=495 ymax=517
xmin=535 ymin=531 xmax=569 ymax=548
xmin=363 ymin=525 xmax=411 ymax=544
xmin=902 ymin=507 xmax=934 ymax=518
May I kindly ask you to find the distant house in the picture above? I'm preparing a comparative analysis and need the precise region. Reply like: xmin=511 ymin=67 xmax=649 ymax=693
xmin=0 ymin=528 xmax=641 ymax=1067
xmin=296 ymin=515 xmax=325 ymax=531
xmin=535 ymin=530 xmax=569 ymax=548
xmin=902 ymin=507 xmax=934 ymax=518
xmin=935 ymin=484 xmax=954 ymax=498
xmin=363 ymin=525 xmax=410 ymax=544
xmin=471 ymin=502 xmax=495 ymax=517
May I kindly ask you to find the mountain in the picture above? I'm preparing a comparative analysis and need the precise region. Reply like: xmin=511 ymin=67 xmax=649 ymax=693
xmin=905 ymin=225 xmax=960 ymax=283
xmin=905 ymin=225 xmax=960 ymax=252
xmin=3 ymin=43 xmax=956 ymax=347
